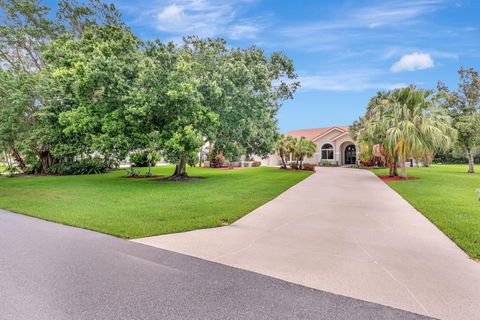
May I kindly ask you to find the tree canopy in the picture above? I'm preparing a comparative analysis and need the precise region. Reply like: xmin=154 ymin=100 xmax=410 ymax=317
xmin=436 ymin=68 xmax=480 ymax=173
xmin=355 ymin=86 xmax=456 ymax=178
xmin=0 ymin=0 xmax=298 ymax=179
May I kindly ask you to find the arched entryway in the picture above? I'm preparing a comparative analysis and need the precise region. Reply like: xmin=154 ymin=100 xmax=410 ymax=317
xmin=344 ymin=144 xmax=356 ymax=165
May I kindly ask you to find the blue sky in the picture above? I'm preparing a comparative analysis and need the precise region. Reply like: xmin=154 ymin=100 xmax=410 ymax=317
xmin=49 ymin=0 xmax=480 ymax=132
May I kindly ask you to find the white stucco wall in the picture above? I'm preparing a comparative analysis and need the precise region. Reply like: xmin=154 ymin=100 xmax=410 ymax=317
xmin=295 ymin=129 xmax=357 ymax=166
xmin=254 ymin=128 xmax=357 ymax=167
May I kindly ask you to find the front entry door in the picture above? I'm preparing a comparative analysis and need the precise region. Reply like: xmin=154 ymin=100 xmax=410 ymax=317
xmin=344 ymin=145 xmax=356 ymax=165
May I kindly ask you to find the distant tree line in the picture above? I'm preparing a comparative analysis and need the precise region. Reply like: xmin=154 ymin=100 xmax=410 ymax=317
xmin=0 ymin=0 xmax=299 ymax=179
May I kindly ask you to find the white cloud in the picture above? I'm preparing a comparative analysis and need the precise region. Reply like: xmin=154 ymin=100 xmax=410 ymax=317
xmin=390 ymin=52 xmax=434 ymax=72
xmin=298 ymin=70 xmax=407 ymax=92
xmin=153 ymin=0 xmax=262 ymax=39
xmin=274 ymin=0 xmax=450 ymax=54
xmin=229 ymin=24 xmax=260 ymax=40
xmin=157 ymin=4 xmax=183 ymax=21
xmin=279 ymin=0 xmax=446 ymax=37
xmin=353 ymin=0 xmax=446 ymax=28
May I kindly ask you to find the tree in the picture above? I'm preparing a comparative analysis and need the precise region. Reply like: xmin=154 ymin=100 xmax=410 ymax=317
xmin=132 ymin=37 xmax=298 ymax=180
xmin=275 ymin=134 xmax=289 ymax=169
xmin=357 ymin=86 xmax=456 ymax=178
xmin=127 ymin=39 xmax=218 ymax=180
xmin=357 ymin=91 xmax=399 ymax=177
xmin=1 ymin=2 xmax=298 ymax=179
xmin=45 ymin=23 xmax=143 ymax=162
xmin=0 ymin=0 xmax=61 ymax=172
xmin=437 ymin=68 xmax=480 ymax=173
xmin=289 ymin=136 xmax=316 ymax=169
xmin=0 ymin=0 xmax=131 ymax=173
xmin=208 ymin=44 xmax=299 ymax=165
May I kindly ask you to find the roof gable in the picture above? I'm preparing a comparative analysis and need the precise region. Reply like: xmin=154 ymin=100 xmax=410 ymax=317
xmin=286 ymin=126 xmax=349 ymax=141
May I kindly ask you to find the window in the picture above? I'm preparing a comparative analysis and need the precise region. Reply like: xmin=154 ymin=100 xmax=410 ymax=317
xmin=321 ymin=143 xmax=334 ymax=160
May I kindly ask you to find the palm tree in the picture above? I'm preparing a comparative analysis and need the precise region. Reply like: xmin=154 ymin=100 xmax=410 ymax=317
xmin=387 ymin=87 xmax=456 ymax=178
xmin=357 ymin=86 xmax=456 ymax=178
xmin=284 ymin=135 xmax=297 ymax=167
xmin=293 ymin=137 xmax=316 ymax=169
xmin=275 ymin=135 xmax=298 ymax=169
xmin=357 ymin=91 xmax=399 ymax=177
xmin=275 ymin=134 xmax=289 ymax=169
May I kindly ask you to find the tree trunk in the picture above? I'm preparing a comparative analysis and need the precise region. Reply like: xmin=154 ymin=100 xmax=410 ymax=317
xmin=169 ymin=156 xmax=188 ymax=180
xmin=11 ymin=149 xmax=26 ymax=170
xmin=393 ymin=159 xmax=399 ymax=176
xmin=38 ymin=150 xmax=56 ymax=174
xmin=423 ymin=154 xmax=431 ymax=167
xmin=400 ymin=158 xmax=407 ymax=179
xmin=466 ymin=147 xmax=475 ymax=174
xmin=198 ymin=145 xmax=203 ymax=167
xmin=388 ymin=161 xmax=394 ymax=177
xmin=279 ymin=149 xmax=287 ymax=169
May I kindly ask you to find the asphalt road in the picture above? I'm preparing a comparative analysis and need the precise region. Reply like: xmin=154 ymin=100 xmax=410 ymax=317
xmin=0 ymin=209 xmax=432 ymax=320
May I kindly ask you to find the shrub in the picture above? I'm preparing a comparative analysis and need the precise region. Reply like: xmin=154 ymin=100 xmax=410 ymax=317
xmin=209 ymin=153 xmax=224 ymax=168
xmin=252 ymin=161 xmax=261 ymax=167
xmin=47 ymin=162 xmax=69 ymax=175
xmin=126 ymin=166 xmax=141 ymax=177
xmin=130 ymin=151 xmax=159 ymax=167
xmin=288 ymin=162 xmax=299 ymax=169
xmin=47 ymin=159 xmax=111 ymax=175
xmin=359 ymin=157 xmax=384 ymax=167
xmin=302 ymin=163 xmax=316 ymax=171
xmin=23 ymin=160 xmax=43 ymax=174
xmin=318 ymin=160 xmax=338 ymax=167
xmin=2 ymin=163 xmax=20 ymax=177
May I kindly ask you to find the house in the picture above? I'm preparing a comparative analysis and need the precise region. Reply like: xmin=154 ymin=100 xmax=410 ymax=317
xmin=256 ymin=126 xmax=358 ymax=166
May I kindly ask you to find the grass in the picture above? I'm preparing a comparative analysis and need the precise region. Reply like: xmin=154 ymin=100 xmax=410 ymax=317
xmin=0 ymin=166 xmax=312 ymax=238
xmin=374 ymin=164 xmax=480 ymax=259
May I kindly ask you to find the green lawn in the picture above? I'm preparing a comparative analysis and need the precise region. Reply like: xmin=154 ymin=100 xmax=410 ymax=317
xmin=0 ymin=166 xmax=312 ymax=238
xmin=374 ymin=164 xmax=480 ymax=259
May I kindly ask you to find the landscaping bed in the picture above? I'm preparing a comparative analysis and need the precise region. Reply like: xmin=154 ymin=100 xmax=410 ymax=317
xmin=377 ymin=175 xmax=419 ymax=182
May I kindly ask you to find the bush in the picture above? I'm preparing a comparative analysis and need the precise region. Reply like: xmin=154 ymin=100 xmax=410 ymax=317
xmin=126 ymin=166 xmax=141 ymax=177
xmin=433 ymin=147 xmax=480 ymax=164
xmin=46 ymin=162 xmax=69 ymax=175
xmin=359 ymin=157 xmax=384 ymax=167
xmin=318 ymin=160 xmax=338 ymax=167
xmin=302 ymin=163 xmax=316 ymax=171
xmin=209 ymin=153 xmax=224 ymax=168
xmin=23 ymin=160 xmax=43 ymax=174
xmin=130 ymin=151 xmax=159 ymax=167
xmin=2 ymin=163 xmax=20 ymax=177
xmin=252 ymin=161 xmax=261 ymax=167
xmin=47 ymin=159 xmax=111 ymax=175
xmin=288 ymin=162 xmax=299 ymax=169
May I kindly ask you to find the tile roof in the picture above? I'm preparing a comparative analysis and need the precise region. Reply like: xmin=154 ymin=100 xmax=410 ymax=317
xmin=286 ymin=126 xmax=350 ymax=141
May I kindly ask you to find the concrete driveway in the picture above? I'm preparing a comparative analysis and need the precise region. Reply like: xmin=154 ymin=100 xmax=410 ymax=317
xmin=135 ymin=167 xmax=480 ymax=320
xmin=0 ymin=209 xmax=430 ymax=320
